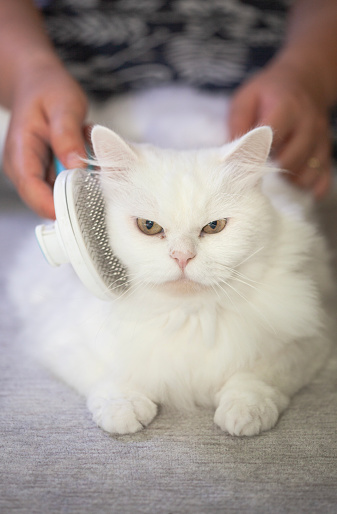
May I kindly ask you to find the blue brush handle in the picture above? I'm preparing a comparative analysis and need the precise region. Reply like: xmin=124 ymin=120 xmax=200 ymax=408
xmin=54 ymin=157 xmax=66 ymax=176
xmin=54 ymin=146 xmax=93 ymax=176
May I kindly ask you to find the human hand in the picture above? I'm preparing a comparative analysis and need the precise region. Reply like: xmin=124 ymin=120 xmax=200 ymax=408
xmin=228 ymin=59 xmax=332 ymax=199
xmin=3 ymin=59 xmax=88 ymax=218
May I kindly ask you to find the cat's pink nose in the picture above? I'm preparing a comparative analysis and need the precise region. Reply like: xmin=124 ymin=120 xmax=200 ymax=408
xmin=170 ymin=250 xmax=195 ymax=270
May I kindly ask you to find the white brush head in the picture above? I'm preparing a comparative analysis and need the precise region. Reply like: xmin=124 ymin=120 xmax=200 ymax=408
xmin=35 ymin=169 xmax=129 ymax=300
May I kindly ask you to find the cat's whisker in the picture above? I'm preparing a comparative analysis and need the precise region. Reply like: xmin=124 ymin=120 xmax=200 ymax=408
xmin=213 ymin=266 xmax=261 ymax=286
xmin=211 ymin=280 xmax=239 ymax=311
xmin=230 ymin=269 xmax=263 ymax=286
xmin=218 ymin=277 xmax=275 ymax=333
xmin=230 ymin=276 xmax=260 ymax=292
xmin=106 ymin=270 xmax=152 ymax=301
xmin=231 ymin=276 xmax=262 ymax=291
xmin=211 ymin=281 xmax=253 ymax=324
xmin=236 ymin=247 xmax=265 ymax=267
xmin=225 ymin=266 xmax=258 ymax=280
xmin=126 ymin=276 xmax=151 ymax=293
xmin=107 ymin=267 xmax=147 ymax=288
xmin=126 ymin=271 xmax=160 ymax=297
xmin=209 ymin=282 xmax=222 ymax=301
xmin=94 ymin=274 xmax=156 ymax=336
xmin=212 ymin=261 xmax=265 ymax=287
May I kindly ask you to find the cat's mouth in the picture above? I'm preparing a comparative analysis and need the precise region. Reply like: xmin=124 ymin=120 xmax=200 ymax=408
xmin=162 ymin=277 xmax=208 ymax=295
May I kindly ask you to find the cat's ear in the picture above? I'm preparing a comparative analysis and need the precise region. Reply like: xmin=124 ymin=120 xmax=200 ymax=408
xmin=228 ymin=126 xmax=273 ymax=165
xmin=91 ymin=125 xmax=138 ymax=174
xmin=221 ymin=126 xmax=273 ymax=186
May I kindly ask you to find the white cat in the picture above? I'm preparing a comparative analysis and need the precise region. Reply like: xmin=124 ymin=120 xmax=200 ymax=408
xmin=10 ymin=89 xmax=332 ymax=437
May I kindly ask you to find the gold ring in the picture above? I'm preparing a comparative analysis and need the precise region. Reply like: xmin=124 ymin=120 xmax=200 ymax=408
xmin=307 ymin=157 xmax=321 ymax=169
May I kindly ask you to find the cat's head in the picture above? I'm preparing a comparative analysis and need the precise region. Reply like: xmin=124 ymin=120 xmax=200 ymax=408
xmin=91 ymin=125 xmax=276 ymax=295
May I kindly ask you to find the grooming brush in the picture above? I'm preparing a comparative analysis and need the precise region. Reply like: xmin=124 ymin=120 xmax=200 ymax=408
xmin=35 ymin=160 xmax=129 ymax=300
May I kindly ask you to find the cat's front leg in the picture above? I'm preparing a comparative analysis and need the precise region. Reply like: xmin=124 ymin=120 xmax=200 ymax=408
xmin=214 ymin=335 xmax=330 ymax=436
xmin=87 ymin=382 xmax=158 ymax=435
xmin=214 ymin=374 xmax=289 ymax=437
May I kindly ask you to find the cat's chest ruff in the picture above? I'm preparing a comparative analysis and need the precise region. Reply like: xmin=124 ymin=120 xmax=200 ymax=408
xmin=111 ymin=291 xmax=227 ymax=355
xmin=107 ymin=296 xmax=251 ymax=408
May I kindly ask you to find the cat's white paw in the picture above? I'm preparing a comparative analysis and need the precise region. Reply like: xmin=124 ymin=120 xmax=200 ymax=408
xmin=214 ymin=381 xmax=289 ymax=437
xmin=87 ymin=391 xmax=157 ymax=435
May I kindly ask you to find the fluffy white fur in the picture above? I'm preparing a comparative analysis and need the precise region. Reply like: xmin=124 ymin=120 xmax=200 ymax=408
xmin=10 ymin=86 xmax=332 ymax=437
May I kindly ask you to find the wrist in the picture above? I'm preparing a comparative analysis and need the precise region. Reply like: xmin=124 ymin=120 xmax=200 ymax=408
xmin=0 ymin=0 xmax=61 ymax=107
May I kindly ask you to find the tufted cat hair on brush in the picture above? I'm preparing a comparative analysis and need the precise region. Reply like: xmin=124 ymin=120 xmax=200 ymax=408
xmin=10 ymin=108 xmax=332 ymax=436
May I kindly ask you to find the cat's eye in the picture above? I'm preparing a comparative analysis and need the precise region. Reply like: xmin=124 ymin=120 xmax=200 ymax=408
xmin=137 ymin=218 xmax=163 ymax=235
xmin=202 ymin=219 xmax=227 ymax=234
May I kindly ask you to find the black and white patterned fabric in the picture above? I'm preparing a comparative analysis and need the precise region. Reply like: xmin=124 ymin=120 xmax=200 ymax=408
xmin=39 ymin=0 xmax=291 ymax=99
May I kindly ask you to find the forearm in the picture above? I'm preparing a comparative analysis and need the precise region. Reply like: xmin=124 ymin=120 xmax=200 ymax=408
xmin=274 ymin=0 xmax=337 ymax=108
xmin=0 ymin=0 xmax=63 ymax=107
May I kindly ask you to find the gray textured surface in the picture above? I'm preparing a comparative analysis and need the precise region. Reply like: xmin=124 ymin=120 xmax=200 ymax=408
xmin=1 ymin=174 xmax=337 ymax=514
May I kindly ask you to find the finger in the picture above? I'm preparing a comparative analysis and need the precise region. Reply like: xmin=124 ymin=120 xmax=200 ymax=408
xmin=228 ymin=86 xmax=259 ymax=140
xmin=259 ymin=99 xmax=298 ymax=153
xmin=3 ymin=120 xmax=56 ymax=219
xmin=296 ymin=153 xmax=330 ymax=189
xmin=285 ymin=134 xmax=332 ymax=198
xmin=19 ymin=174 xmax=56 ymax=219
xmin=314 ymin=168 xmax=332 ymax=199
xmin=11 ymin=153 xmax=55 ymax=219
xmin=49 ymin=104 xmax=87 ymax=169
xmin=6 ymin=153 xmax=56 ymax=219
xmin=304 ymin=144 xmax=332 ymax=199
xmin=274 ymin=116 xmax=317 ymax=174
xmin=280 ymin=114 xmax=330 ymax=177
